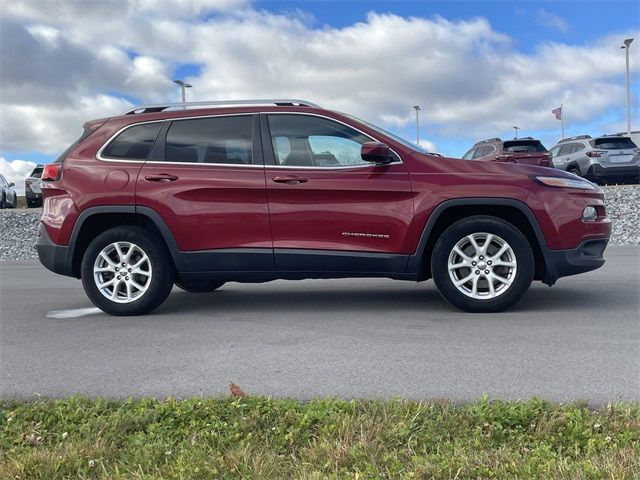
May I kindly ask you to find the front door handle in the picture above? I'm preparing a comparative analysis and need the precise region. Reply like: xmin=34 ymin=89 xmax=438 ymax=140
xmin=145 ymin=174 xmax=179 ymax=182
xmin=273 ymin=175 xmax=308 ymax=184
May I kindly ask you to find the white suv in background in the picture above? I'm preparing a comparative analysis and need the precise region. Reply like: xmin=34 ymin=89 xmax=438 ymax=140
xmin=549 ymin=134 xmax=639 ymax=184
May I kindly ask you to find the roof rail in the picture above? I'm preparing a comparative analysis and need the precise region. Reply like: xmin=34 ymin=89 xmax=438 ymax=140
xmin=558 ymin=134 xmax=591 ymax=144
xmin=122 ymin=99 xmax=321 ymax=115
xmin=476 ymin=137 xmax=501 ymax=144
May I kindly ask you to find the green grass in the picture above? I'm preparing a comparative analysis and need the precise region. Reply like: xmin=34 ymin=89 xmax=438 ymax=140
xmin=1 ymin=396 xmax=638 ymax=479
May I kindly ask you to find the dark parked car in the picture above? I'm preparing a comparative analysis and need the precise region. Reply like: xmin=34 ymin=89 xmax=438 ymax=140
xmin=25 ymin=164 xmax=44 ymax=208
xmin=0 ymin=174 xmax=18 ymax=208
xmin=37 ymin=99 xmax=610 ymax=316
xmin=462 ymin=137 xmax=552 ymax=167
xmin=549 ymin=135 xmax=639 ymax=184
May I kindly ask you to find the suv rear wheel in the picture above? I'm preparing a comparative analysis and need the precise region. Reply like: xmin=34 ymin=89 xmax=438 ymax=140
xmin=81 ymin=227 xmax=174 ymax=316
xmin=432 ymin=216 xmax=534 ymax=312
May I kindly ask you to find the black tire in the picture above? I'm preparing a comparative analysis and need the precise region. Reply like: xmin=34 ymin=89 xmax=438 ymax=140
xmin=81 ymin=226 xmax=174 ymax=316
xmin=175 ymin=280 xmax=225 ymax=293
xmin=10 ymin=196 xmax=17 ymax=208
xmin=431 ymin=216 xmax=534 ymax=313
xmin=0 ymin=194 xmax=5 ymax=209
xmin=568 ymin=166 xmax=581 ymax=177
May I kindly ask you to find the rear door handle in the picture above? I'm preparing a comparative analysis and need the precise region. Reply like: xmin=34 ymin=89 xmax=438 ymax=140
xmin=145 ymin=174 xmax=179 ymax=182
xmin=273 ymin=175 xmax=308 ymax=184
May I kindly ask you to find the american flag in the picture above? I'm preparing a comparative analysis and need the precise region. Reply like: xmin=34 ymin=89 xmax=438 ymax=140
xmin=552 ymin=106 xmax=562 ymax=120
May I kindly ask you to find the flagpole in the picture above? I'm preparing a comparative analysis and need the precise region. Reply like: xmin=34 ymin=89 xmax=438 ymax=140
xmin=561 ymin=103 xmax=565 ymax=139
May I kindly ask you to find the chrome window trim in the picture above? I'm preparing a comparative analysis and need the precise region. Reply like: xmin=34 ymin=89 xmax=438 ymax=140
xmin=96 ymin=111 xmax=404 ymax=169
xmin=141 ymin=160 xmax=264 ymax=168
xmin=264 ymin=111 xmax=404 ymax=168
xmin=97 ymin=113 xmax=259 ymax=167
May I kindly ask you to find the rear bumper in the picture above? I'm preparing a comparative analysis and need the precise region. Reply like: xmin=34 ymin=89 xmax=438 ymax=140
xmin=541 ymin=238 xmax=608 ymax=285
xmin=36 ymin=223 xmax=75 ymax=277
xmin=588 ymin=164 xmax=640 ymax=179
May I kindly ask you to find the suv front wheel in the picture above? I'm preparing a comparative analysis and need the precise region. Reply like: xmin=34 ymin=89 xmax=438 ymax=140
xmin=81 ymin=227 xmax=174 ymax=316
xmin=432 ymin=216 xmax=534 ymax=312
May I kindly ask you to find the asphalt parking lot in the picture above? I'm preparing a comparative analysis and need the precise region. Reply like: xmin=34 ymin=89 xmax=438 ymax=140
xmin=1 ymin=247 xmax=638 ymax=404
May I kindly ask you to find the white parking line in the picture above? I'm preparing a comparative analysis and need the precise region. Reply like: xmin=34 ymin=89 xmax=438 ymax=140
xmin=46 ymin=307 xmax=103 ymax=319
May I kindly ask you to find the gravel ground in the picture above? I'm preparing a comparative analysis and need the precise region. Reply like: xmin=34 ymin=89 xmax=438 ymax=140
xmin=1 ymin=185 xmax=638 ymax=261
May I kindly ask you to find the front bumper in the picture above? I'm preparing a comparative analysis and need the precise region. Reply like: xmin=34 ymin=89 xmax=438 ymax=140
xmin=36 ymin=223 xmax=75 ymax=277
xmin=541 ymin=238 xmax=608 ymax=285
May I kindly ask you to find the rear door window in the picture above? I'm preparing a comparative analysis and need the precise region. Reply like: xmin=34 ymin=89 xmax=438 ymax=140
xmin=462 ymin=148 xmax=476 ymax=160
xmin=473 ymin=145 xmax=494 ymax=159
xmin=558 ymin=144 xmax=573 ymax=156
xmin=102 ymin=123 xmax=162 ymax=160
xmin=163 ymin=115 xmax=254 ymax=164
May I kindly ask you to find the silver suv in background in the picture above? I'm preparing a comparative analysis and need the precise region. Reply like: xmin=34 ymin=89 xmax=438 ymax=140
xmin=549 ymin=135 xmax=639 ymax=184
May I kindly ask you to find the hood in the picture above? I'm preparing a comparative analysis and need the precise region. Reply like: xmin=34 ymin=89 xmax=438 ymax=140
xmin=408 ymin=152 xmax=573 ymax=178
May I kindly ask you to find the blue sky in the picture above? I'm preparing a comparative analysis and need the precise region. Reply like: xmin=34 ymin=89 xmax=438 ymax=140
xmin=249 ymin=0 xmax=639 ymax=155
xmin=257 ymin=0 xmax=633 ymax=49
xmin=1 ymin=0 xmax=638 ymax=183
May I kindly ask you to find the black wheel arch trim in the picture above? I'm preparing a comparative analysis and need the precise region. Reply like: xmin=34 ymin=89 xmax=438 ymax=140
xmin=406 ymin=197 xmax=548 ymax=274
xmin=65 ymin=205 xmax=181 ymax=271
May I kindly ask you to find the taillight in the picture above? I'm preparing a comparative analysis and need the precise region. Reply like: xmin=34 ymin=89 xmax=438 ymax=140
xmin=42 ymin=163 xmax=61 ymax=181
xmin=586 ymin=150 xmax=606 ymax=158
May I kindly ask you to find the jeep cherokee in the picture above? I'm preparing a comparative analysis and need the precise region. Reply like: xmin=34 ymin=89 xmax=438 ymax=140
xmin=36 ymin=99 xmax=611 ymax=315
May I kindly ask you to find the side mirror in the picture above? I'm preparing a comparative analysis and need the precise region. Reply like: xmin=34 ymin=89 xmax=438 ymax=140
xmin=8 ymin=182 xmax=14 ymax=188
xmin=361 ymin=142 xmax=394 ymax=164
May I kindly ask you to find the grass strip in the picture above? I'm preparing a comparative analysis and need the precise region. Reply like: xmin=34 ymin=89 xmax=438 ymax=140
xmin=1 ymin=396 xmax=639 ymax=479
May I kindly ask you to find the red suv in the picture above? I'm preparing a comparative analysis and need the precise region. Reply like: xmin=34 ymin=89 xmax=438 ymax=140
xmin=36 ymin=99 xmax=611 ymax=315
xmin=462 ymin=137 xmax=552 ymax=167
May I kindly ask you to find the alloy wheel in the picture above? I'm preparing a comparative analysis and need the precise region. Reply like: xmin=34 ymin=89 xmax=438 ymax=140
xmin=447 ymin=232 xmax=517 ymax=299
xmin=93 ymin=241 xmax=152 ymax=303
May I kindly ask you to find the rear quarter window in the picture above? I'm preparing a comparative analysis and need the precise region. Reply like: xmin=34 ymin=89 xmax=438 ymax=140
xmin=101 ymin=123 xmax=163 ymax=160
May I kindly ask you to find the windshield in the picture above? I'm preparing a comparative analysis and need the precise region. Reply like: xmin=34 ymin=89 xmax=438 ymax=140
xmin=503 ymin=140 xmax=547 ymax=153
xmin=593 ymin=137 xmax=637 ymax=150
xmin=342 ymin=114 xmax=433 ymax=154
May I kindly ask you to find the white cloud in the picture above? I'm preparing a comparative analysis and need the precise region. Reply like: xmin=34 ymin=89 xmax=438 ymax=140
xmin=0 ymin=158 xmax=37 ymax=196
xmin=535 ymin=9 xmax=569 ymax=33
xmin=1 ymin=2 xmax=638 ymax=158
xmin=1 ymin=96 xmax=133 ymax=154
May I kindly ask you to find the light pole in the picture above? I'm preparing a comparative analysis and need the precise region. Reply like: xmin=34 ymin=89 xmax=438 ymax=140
xmin=413 ymin=105 xmax=421 ymax=147
xmin=513 ymin=126 xmax=520 ymax=139
xmin=173 ymin=80 xmax=192 ymax=106
xmin=621 ymin=38 xmax=634 ymax=135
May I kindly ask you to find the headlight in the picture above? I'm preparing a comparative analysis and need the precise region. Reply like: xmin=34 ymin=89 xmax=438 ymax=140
xmin=533 ymin=176 xmax=596 ymax=190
